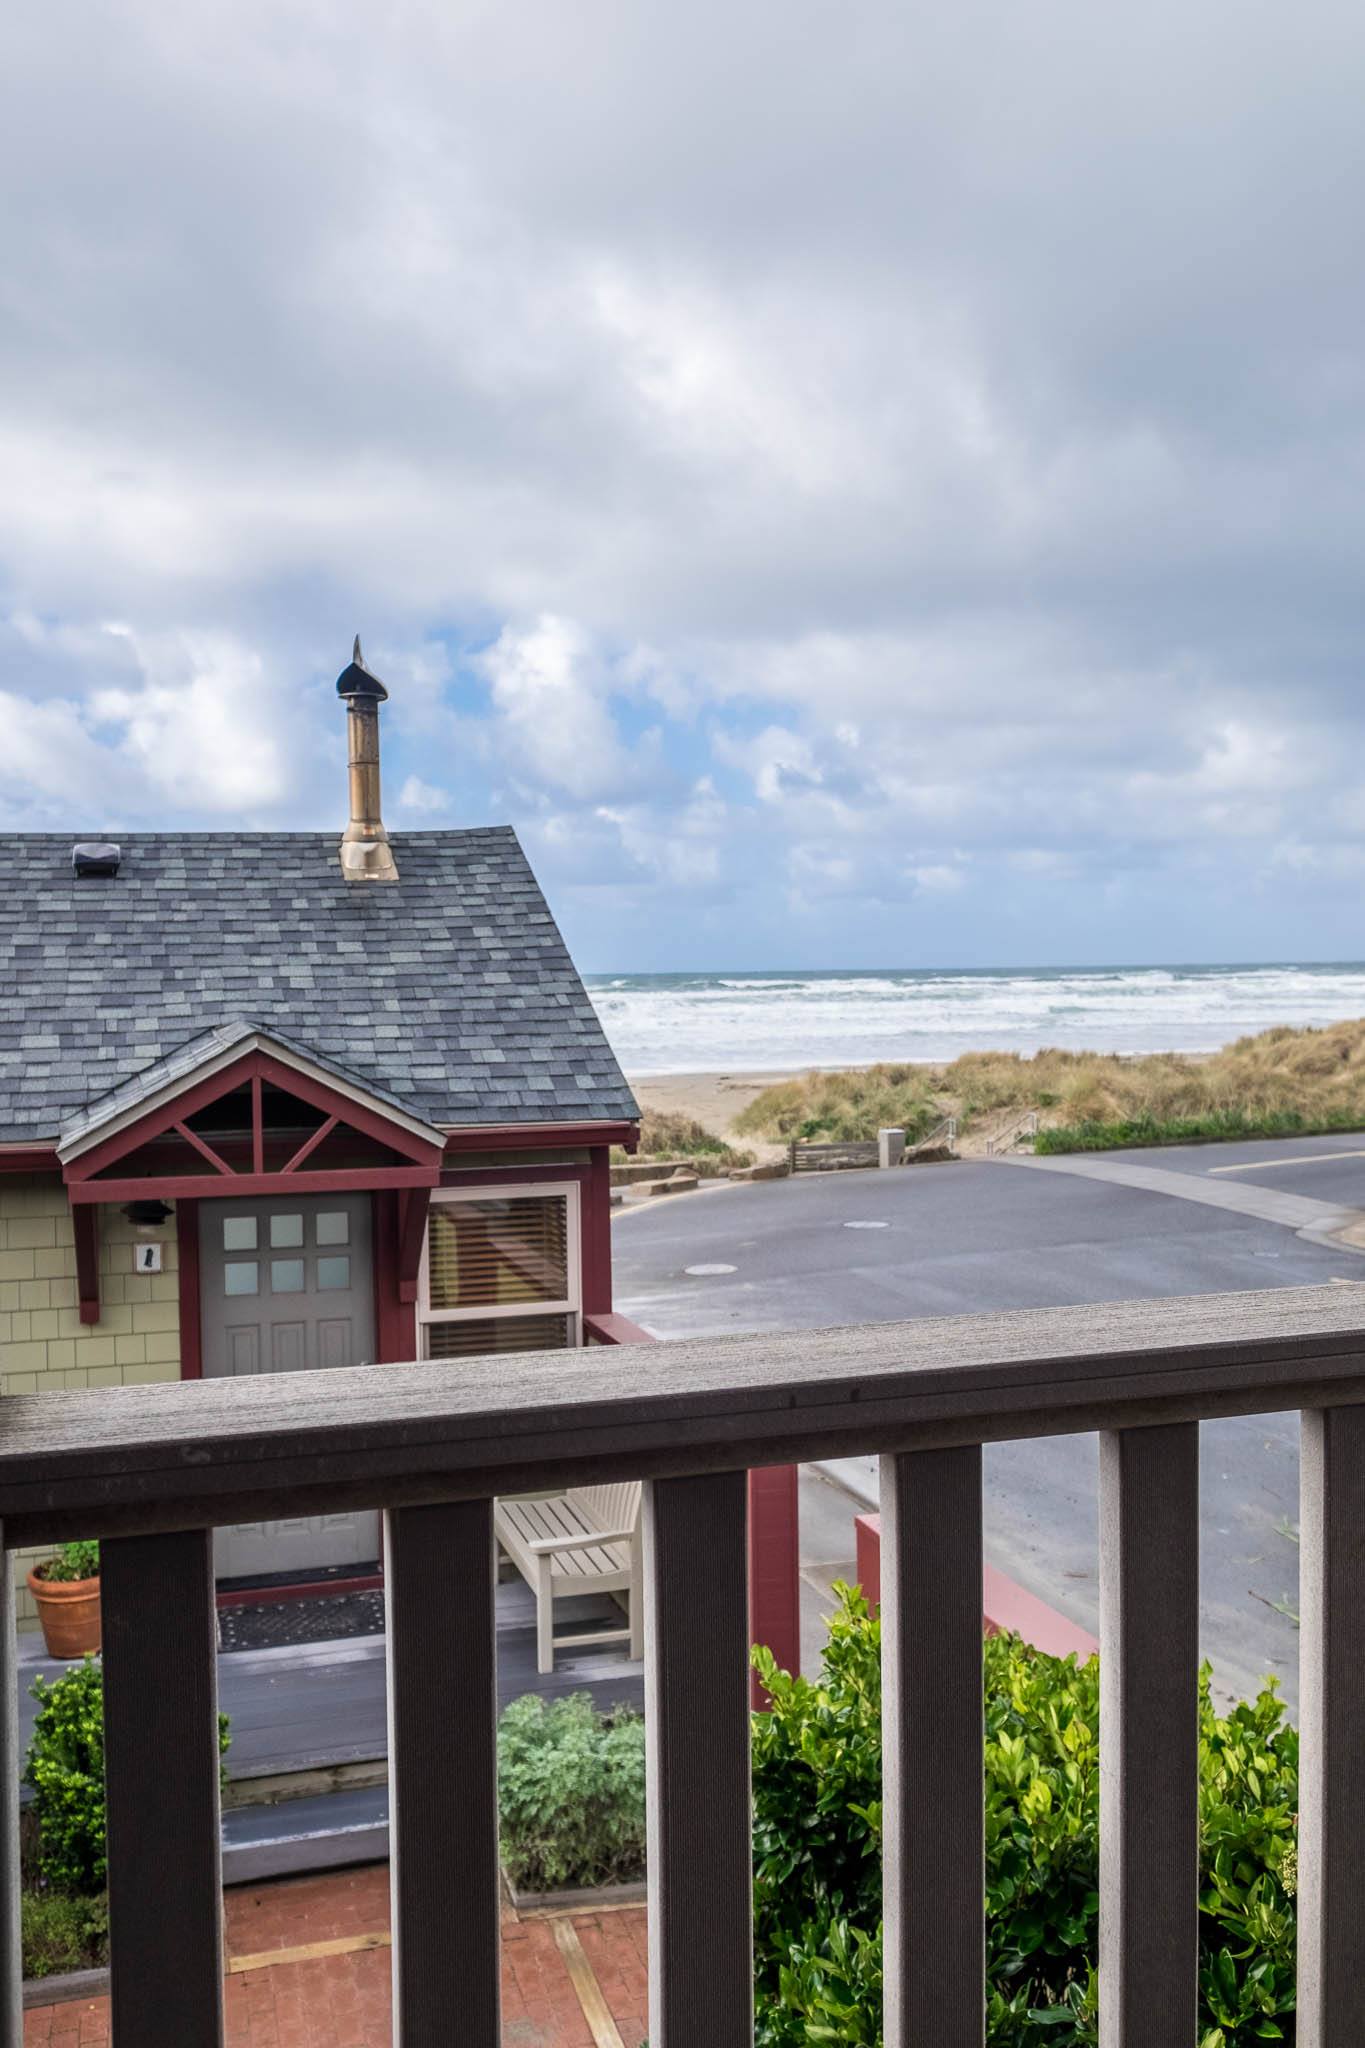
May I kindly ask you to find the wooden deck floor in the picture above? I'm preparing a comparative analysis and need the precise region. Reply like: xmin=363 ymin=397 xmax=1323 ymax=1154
xmin=16 ymin=1577 xmax=644 ymax=1881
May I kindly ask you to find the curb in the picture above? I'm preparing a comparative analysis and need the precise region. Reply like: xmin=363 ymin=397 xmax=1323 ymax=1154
xmin=22 ymin=1965 xmax=108 ymax=2012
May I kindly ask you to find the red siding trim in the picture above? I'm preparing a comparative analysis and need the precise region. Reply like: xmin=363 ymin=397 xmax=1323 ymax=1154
xmin=70 ymin=1163 xmax=438 ymax=1203
xmin=583 ymin=1147 xmax=613 ymax=1316
xmin=171 ymin=1119 xmax=234 ymax=1176
xmin=582 ymin=1312 xmax=655 ymax=1344
xmin=748 ymin=1465 xmax=802 ymax=1707
xmin=215 ymin=1572 xmax=384 ymax=1611
xmin=396 ymin=1186 xmax=431 ymax=1303
xmin=250 ymin=1075 xmax=265 ymax=1175
xmin=73 ymin=1206 xmax=101 ymax=1325
xmin=249 ymin=1052 xmax=442 ymax=1164
xmin=177 ymin=1200 xmax=202 ymax=1380
xmin=281 ymin=1114 xmax=339 ymax=1174
xmin=441 ymin=1122 xmax=638 ymax=1154
xmin=373 ymin=1190 xmax=417 ymax=1364
xmin=437 ymin=1162 xmax=588 ymax=1188
xmin=0 ymin=1148 xmax=61 ymax=1174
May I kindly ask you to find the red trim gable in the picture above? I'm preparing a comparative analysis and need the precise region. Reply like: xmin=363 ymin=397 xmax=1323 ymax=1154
xmin=64 ymin=1047 xmax=444 ymax=1185
xmin=60 ymin=1047 xmax=445 ymax=1324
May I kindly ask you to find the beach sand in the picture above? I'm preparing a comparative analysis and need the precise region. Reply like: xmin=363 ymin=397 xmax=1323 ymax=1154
xmin=625 ymin=1069 xmax=797 ymax=1144
xmin=624 ymin=1069 xmax=799 ymax=1164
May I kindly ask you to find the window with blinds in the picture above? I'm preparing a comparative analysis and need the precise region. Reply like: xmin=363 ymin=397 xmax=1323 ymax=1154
xmin=418 ymin=1188 xmax=579 ymax=1357
xmin=425 ymin=1314 xmax=574 ymax=1357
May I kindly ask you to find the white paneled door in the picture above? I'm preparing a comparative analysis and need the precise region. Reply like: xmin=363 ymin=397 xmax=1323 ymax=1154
xmin=200 ymin=1194 xmax=379 ymax=1579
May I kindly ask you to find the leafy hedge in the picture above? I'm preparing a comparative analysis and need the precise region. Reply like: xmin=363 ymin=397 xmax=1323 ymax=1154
xmin=752 ymin=1588 xmax=1298 ymax=2047
xmin=497 ymin=1693 xmax=647 ymax=1893
xmin=25 ymin=1657 xmax=230 ymax=1897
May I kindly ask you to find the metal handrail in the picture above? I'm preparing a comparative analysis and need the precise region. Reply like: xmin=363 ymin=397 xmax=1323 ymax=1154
xmin=985 ymin=1108 xmax=1040 ymax=1156
xmin=908 ymin=1115 xmax=959 ymax=1157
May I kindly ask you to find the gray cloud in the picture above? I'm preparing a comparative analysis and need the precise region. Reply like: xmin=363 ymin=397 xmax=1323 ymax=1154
xmin=1 ymin=0 xmax=1364 ymax=964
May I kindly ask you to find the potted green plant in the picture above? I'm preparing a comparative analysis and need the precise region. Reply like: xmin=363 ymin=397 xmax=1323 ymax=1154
xmin=28 ymin=1541 xmax=101 ymax=1659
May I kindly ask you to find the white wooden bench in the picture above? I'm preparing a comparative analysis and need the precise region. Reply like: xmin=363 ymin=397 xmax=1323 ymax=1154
xmin=494 ymin=1482 xmax=643 ymax=1673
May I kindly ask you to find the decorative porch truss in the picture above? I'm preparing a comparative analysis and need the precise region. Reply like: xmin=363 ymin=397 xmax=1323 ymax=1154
xmin=57 ymin=1022 xmax=444 ymax=1322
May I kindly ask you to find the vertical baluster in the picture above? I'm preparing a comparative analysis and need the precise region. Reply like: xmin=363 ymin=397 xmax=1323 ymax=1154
xmin=103 ymin=1529 xmax=222 ymax=2047
xmin=386 ymin=1500 xmax=499 ymax=2046
xmin=1299 ymin=1405 xmax=1365 ymax=2045
xmin=645 ymin=1471 xmax=752 ymax=2047
xmin=1099 ymin=1424 xmax=1198 ymax=2048
xmin=881 ymin=1446 xmax=985 ymax=2048
xmin=0 ymin=1529 xmax=20 ymax=2048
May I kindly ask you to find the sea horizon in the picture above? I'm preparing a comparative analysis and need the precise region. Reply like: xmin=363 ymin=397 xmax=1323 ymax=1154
xmin=584 ymin=961 xmax=1365 ymax=1076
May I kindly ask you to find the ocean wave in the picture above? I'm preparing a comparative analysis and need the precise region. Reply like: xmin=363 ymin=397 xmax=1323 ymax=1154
xmin=584 ymin=963 xmax=1365 ymax=1074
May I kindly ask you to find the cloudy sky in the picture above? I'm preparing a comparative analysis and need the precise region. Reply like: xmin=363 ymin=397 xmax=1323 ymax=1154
xmin=3 ymin=1 xmax=1364 ymax=970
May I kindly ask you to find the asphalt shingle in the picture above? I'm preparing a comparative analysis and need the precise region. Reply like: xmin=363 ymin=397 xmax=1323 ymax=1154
xmin=1 ymin=830 xmax=638 ymax=1144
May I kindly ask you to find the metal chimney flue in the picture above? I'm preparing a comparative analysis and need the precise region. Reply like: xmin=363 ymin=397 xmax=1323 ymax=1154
xmin=336 ymin=636 xmax=398 ymax=883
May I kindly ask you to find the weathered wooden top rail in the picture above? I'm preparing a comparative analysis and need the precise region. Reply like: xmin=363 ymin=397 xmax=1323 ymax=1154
xmin=3 ymin=1283 xmax=1365 ymax=1544
xmin=8 ymin=1280 xmax=1365 ymax=2046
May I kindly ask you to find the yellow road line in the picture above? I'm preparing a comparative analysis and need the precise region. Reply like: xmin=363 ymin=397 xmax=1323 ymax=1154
xmin=552 ymin=1917 xmax=627 ymax=2048
xmin=228 ymin=1930 xmax=391 ymax=1974
xmin=1208 ymin=1148 xmax=1365 ymax=1175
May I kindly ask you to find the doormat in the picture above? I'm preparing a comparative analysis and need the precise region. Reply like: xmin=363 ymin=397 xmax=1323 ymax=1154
xmin=218 ymin=1590 xmax=386 ymax=1654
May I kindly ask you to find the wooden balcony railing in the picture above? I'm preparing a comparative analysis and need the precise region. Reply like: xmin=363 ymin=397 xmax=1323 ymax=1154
xmin=4 ymin=1281 xmax=1365 ymax=2045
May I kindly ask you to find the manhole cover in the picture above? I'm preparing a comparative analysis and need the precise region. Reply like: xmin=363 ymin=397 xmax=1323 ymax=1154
xmin=685 ymin=1263 xmax=737 ymax=1275
xmin=843 ymin=1220 xmax=889 ymax=1230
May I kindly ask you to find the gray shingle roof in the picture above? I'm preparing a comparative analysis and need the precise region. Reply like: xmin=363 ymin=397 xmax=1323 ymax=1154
xmin=1 ymin=831 xmax=638 ymax=1145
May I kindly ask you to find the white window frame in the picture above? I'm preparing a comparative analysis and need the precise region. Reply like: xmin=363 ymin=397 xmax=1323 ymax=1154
xmin=416 ymin=1181 xmax=582 ymax=1356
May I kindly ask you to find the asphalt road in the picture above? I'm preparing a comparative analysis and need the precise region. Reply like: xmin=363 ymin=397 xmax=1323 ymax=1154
xmin=613 ymin=1137 xmax=1365 ymax=1707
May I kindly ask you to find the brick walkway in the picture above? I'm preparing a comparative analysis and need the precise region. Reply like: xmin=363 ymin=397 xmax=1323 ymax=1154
xmin=23 ymin=1866 xmax=649 ymax=2047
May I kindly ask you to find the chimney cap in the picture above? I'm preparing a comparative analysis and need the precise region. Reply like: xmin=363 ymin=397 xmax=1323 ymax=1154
xmin=335 ymin=635 xmax=388 ymax=703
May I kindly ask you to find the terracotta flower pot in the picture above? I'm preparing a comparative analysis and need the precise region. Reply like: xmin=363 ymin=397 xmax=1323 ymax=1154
xmin=28 ymin=1568 xmax=102 ymax=1659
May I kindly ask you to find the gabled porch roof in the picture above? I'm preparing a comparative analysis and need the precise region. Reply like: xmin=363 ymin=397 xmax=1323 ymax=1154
xmin=58 ymin=1019 xmax=447 ymax=1164
xmin=58 ymin=1021 xmax=446 ymax=1325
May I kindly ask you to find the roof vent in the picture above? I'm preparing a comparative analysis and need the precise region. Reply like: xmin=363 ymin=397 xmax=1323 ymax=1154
xmin=72 ymin=842 xmax=121 ymax=879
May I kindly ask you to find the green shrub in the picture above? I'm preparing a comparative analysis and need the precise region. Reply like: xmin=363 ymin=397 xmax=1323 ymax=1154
xmin=25 ymin=1659 xmax=107 ymax=1894
xmin=752 ymin=1587 xmax=1298 ymax=2047
xmin=25 ymin=1657 xmax=230 ymax=1896
xmin=497 ymin=1693 xmax=647 ymax=1893
xmin=20 ymin=1887 xmax=109 ymax=1977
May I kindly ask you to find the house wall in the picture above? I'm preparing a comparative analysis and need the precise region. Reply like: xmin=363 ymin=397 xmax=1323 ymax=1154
xmin=1 ymin=1173 xmax=180 ymax=1625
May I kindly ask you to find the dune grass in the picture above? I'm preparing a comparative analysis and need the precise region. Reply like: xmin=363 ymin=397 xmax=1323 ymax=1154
xmin=733 ymin=1020 xmax=1365 ymax=1153
xmin=612 ymin=1109 xmax=755 ymax=1169
xmin=732 ymin=1063 xmax=942 ymax=1146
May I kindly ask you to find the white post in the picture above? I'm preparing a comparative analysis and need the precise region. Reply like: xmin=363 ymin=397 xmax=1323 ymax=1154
xmin=878 ymin=1128 xmax=906 ymax=1169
